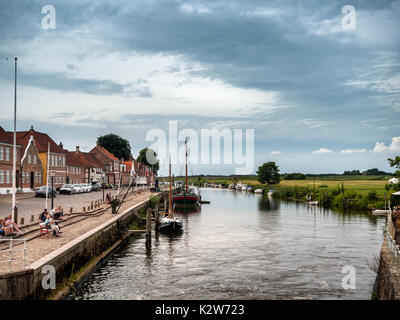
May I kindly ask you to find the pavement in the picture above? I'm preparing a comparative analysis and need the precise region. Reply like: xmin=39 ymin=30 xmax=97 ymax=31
xmin=0 ymin=189 xmax=121 ymax=222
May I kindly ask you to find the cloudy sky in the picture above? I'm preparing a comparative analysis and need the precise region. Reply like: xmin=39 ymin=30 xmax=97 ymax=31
xmin=0 ymin=0 xmax=399 ymax=175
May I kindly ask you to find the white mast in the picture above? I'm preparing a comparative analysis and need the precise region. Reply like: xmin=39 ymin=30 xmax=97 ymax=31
xmin=45 ymin=142 xmax=50 ymax=209
xmin=11 ymin=58 xmax=17 ymax=222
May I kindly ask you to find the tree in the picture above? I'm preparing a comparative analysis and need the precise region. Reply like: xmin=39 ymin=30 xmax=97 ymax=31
xmin=137 ymin=148 xmax=159 ymax=175
xmin=97 ymin=133 xmax=132 ymax=160
xmin=388 ymin=156 xmax=400 ymax=177
xmin=257 ymin=162 xmax=280 ymax=185
xmin=283 ymin=172 xmax=306 ymax=180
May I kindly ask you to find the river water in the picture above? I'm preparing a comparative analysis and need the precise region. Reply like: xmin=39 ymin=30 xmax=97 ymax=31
xmin=71 ymin=188 xmax=385 ymax=300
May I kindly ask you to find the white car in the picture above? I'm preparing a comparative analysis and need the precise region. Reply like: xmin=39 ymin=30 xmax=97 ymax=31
xmin=72 ymin=184 xmax=83 ymax=193
xmin=79 ymin=184 xmax=89 ymax=193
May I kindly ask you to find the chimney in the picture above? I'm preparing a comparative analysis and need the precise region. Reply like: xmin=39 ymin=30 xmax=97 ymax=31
xmin=59 ymin=142 xmax=63 ymax=149
xmin=76 ymin=146 xmax=80 ymax=153
xmin=29 ymin=125 xmax=34 ymax=133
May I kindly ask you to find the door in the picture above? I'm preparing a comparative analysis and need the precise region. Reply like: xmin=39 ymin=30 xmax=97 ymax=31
xmin=30 ymin=172 xmax=34 ymax=189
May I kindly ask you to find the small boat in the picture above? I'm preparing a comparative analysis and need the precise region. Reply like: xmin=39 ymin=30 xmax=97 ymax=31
xmin=267 ymin=190 xmax=274 ymax=197
xmin=308 ymin=200 xmax=319 ymax=206
xmin=228 ymin=184 xmax=235 ymax=189
xmin=158 ymin=216 xmax=183 ymax=232
xmin=247 ymin=186 xmax=253 ymax=192
xmin=235 ymin=183 xmax=243 ymax=190
xmin=371 ymin=209 xmax=390 ymax=216
xmin=254 ymin=189 xmax=263 ymax=194
xmin=241 ymin=184 xmax=248 ymax=191
xmin=159 ymin=158 xmax=183 ymax=233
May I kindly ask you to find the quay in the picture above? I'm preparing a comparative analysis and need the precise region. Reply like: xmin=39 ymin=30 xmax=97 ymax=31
xmin=0 ymin=189 xmax=171 ymax=300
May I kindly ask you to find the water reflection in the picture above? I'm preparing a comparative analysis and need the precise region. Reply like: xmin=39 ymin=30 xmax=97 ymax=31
xmin=258 ymin=195 xmax=279 ymax=211
xmin=71 ymin=188 xmax=385 ymax=300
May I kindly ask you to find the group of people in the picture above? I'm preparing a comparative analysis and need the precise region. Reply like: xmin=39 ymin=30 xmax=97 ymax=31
xmin=39 ymin=206 xmax=64 ymax=237
xmin=0 ymin=215 xmax=22 ymax=237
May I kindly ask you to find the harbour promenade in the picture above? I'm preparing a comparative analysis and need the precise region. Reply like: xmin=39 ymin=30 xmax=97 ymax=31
xmin=0 ymin=187 xmax=167 ymax=299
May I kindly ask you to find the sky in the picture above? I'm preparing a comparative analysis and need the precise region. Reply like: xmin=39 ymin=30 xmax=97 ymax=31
xmin=0 ymin=0 xmax=399 ymax=175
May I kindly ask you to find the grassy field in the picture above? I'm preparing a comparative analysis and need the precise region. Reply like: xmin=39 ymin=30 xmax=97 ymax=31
xmin=180 ymin=175 xmax=390 ymax=196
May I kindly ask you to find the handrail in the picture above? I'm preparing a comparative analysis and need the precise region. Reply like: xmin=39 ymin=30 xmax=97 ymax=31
xmin=0 ymin=238 xmax=27 ymax=272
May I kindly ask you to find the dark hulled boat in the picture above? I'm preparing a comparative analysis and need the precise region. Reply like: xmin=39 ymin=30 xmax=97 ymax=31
xmin=172 ymin=137 xmax=200 ymax=208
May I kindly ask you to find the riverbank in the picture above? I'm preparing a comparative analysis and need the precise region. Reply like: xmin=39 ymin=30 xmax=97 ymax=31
xmin=185 ymin=176 xmax=392 ymax=210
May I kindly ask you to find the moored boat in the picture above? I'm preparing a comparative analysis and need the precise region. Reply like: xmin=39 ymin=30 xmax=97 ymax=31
xmin=228 ymin=184 xmax=235 ymax=189
xmin=254 ymin=189 xmax=263 ymax=194
xmin=308 ymin=200 xmax=319 ymax=206
xmin=172 ymin=137 xmax=201 ymax=208
xmin=235 ymin=183 xmax=243 ymax=190
xmin=158 ymin=158 xmax=183 ymax=233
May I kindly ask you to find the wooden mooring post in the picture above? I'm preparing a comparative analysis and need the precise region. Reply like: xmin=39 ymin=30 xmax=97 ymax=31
xmin=145 ymin=208 xmax=152 ymax=247
xmin=155 ymin=202 xmax=160 ymax=228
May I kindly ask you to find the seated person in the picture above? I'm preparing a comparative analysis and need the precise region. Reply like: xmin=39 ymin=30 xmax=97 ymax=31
xmin=47 ymin=217 xmax=61 ymax=237
xmin=0 ymin=219 xmax=5 ymax=236
xmin=51 ymin=206 xmax=64 ymax=220
xmin=106 ymin=192 xmax=112 ymax=204
xmin=5 ymin=215 xmax=22 ymax=235
xmin=40 ymin=209 xmax=49 ymax=222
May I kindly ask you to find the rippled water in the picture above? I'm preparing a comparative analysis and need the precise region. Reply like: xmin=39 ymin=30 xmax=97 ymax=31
xmin=71 ymin=188 xmax=385 ymax=300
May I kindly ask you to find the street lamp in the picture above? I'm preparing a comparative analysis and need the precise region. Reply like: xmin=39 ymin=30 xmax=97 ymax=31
xmin=49 ymin=170 xmax=55 ymax=210
xmin=102 ymin=173 xmax=106 ymax=201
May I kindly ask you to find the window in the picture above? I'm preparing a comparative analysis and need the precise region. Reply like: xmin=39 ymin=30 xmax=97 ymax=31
xmin=28 ymin=154 xmax=31 ymax=164
xmin=0 ymin=169 xmax=4 ymax=183
xmin=62 ymin=156 xmax=65 ymax=167
xmin=58 ymin=156 xmax=61 ymax=166
xmin=22 ymin=171 xmax=25 ymax=183
xmin=0 ymin=146 xmax=3 ymax=161
xmin=5 ymin=148 xmax=10 ymax=161
xmin=6 ymin=170 xmax=10 ymax=183
xmin=34 ymin=155 xmax=37 ymax=164
xmin=26 ymin=172 xmax=29 ymax=183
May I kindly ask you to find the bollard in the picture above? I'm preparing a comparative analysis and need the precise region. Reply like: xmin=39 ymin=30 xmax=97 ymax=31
xmin=20 ymin=217 xmax=24 ymax=225
xmin=91 ymin=201 xmax=94 ymax=210
xmin=30 ymin=215 xmax=34 ymax=222
xmin=83 ymin=207 xmax=86 ymax=213
xmin=70 ymin=207 xmax=73 ymax=214
xmin=87 ymin=206 xmax=90 ymax=211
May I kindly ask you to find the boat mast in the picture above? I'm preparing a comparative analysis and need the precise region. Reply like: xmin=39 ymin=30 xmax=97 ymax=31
xmin=185 ymin=137 xmax=188 ymax=193
xmin=169 ymin=157 xmax=173 ymax=218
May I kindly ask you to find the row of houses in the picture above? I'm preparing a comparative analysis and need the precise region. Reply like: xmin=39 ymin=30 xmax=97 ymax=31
xmin=0 ymin=125 xmax=152 ymax=194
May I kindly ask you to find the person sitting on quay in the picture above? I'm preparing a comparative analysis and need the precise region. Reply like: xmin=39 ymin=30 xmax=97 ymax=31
xmin=106 ymin=192 xmax=112 ymax=204
xmin=48 ymin=215 xmax=61 ymax=237
xmin=40 ymin=208 xmax=49 ymax=222
xmin=51 ymin=206 xmax=64 ymax=220
xmin=0 ymin=219 xmax=5 ymax=237
xmin=5 ymin=215 xmax=22 ymax=235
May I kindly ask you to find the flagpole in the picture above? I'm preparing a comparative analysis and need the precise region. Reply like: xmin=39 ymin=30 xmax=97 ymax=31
xmin=45 ymin=142 xmax=50 ymax=209
xmin=11 ymin=58 xmax=17 ymax=222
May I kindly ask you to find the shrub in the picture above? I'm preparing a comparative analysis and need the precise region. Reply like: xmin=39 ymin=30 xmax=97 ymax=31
xmin=149 ymin=195 xmax=160 ymax=209
xmin=367 ymin=191 xmax=378 ymax=202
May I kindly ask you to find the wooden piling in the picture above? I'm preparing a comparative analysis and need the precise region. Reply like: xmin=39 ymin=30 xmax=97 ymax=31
xmin=155 ymin=202 xmax=160 ymax=227
xmin=30 ymin=215 xmax=34 ymax=222
xmin=145 ymin=208 xmax=152 ymax=247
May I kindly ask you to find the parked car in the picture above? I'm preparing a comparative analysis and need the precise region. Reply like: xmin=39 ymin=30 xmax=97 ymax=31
xmin=72 ymin=184 xmax=83 ymax=193
xmin=35 ymin=186 xmax=56 ymax=198
xmin=59 ymin=184 xmax=77 ymax=195
xmin=91 ymin=183 xmax=102 ymax=191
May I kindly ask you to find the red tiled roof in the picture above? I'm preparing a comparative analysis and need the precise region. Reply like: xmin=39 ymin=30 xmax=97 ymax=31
xmin=0 ymin=126 xmax=14 ymax=144
xmin=67 ymin=150 xmax=104 ymax=168
xmin=15 ymin=127 xmax=65 ymax=154
xmin=124 ymin=160 xmax=133 ymax=172
xmin=91 ymin=145 xmax=119 ymax=161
